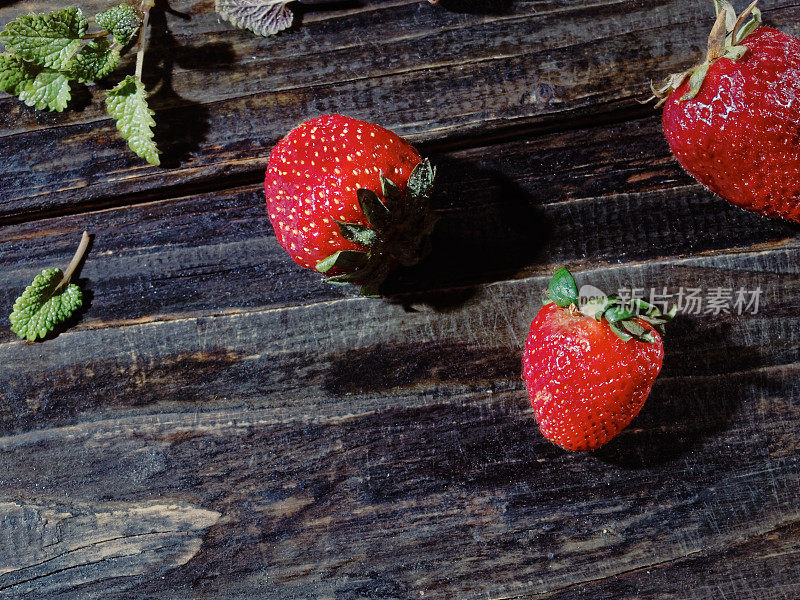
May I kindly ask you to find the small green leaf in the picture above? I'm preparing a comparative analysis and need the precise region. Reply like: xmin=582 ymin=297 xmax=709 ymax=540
xmin=68 ymin=38 xmax=120 ymax=83
xmin=604 ymin=305 xmax=635 ymax=323
xmin=106 ymin=75 xmax=160 ymax=166
xmin=546 ymin=267 xmax=579 ymax=308
xmin=357 ymin=188 xmax=390 ymax=231
xmin=95 ymin=3 xmax=142 ymax=46
xmin=316 ymin=250 xmax=369 ymax=274
xmin=0 ymin=53 xmax=39 ymax=93
xmin=215 ymin=0 xmax=294 ymax=37
xmin=380 ymin=175 xmax=404 ymax=212
xmin=407 ymin=159 xmax=436 ymax=205
xmin=608 ymin=321 xmax=633 ymax=343
xmin=681 ymin=61 xmax=711 ymax=101
xmin=336 ymin=221 xmax=377 ymax=248
xmin=17 ymin=70 xmax=71 ymax=112
xmin=620 ymin=319 xmax=655 ymax=343
xmin=0 ymin=7 xmax=87 ymax=70
xmin=9 ymin=268 xmax=83 ymax=342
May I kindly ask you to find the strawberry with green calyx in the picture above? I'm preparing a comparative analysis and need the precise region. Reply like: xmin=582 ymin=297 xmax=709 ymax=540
xmin=265 ymin=115 xmax=438 ymax=297
xmin=522 ymin=268 xmax=676 ymax=451
xmin=651 ymin=1 xmax=800 ymax=222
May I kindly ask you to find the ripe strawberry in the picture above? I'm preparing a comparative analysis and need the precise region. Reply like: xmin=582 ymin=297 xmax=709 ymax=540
xmin=265 ymin=115 xmax=437 ymax=296
xmin=653 ymin=1 xmax=800 ymax=222
xmin=522 ymin=268 xmax=675 ymax=451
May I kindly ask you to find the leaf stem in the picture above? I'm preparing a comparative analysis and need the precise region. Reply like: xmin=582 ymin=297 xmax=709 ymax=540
xmin=56 ymin=231 xmax=91 ymax=292
xmin=82 ymin=30 xmax=110 ymax=39
xmin=134 ymin=0 xmax=154 ymax=80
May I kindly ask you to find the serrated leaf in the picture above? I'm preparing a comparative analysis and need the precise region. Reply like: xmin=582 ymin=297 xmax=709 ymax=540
xmin=17 ymin=70 xmax=71 ymax=111
xmin=69 ymin=38 xmax=120 ymax=83
xmin=0 ymin=53 xmax=40 ymax=93
xmin=0 ymin=7 xmax=87 ymax=70
xmin=215 ymin=0 xmax=293 ymax=37
xmin=106 ymin=75 xmax=160 ymax=166
xmin=95 ymin=3 xmax=142 ymax=46
xmin=336 ymin=221 xmax=377 ymax=248
xmin=9 ymin=268 xmax=83 ymax=342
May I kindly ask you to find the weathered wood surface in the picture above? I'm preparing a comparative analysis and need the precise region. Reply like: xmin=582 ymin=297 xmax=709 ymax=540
xmin=1 ymin=0 xmax=800 ymax=598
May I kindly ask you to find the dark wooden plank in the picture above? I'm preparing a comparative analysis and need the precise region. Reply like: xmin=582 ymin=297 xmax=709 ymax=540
xmin=0 ymin=360 xmax=797 ymax=598
xmin=1 ymin=245 xmax=797 ymax=435
xmin=2 ymin=115 xmax=797 ymax=345
xmin=5 ymin=0 xmax=800 ymax=221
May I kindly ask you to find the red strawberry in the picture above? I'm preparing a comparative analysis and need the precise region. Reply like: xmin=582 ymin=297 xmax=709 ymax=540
xmin=654 ymin=1 xmax=800 ymax=222
xmin=265 ymin=115 xmax=437 ymax=296
xmin=522 ymin=268 xmax=675 ymax=451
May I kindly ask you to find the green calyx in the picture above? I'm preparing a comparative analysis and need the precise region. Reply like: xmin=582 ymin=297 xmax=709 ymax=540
xmin=315 ymin=159 xmax=438 ymax=297
xmin=647 ymin=0 xmax=761 ymax=106
xmin=544 ymin=267 xmax=677 ymax=343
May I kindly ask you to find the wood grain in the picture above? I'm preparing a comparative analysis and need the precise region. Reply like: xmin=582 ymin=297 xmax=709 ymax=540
xmin=1 ymin=115 xmax=797 ymax=344
xmin=0 ymin=501 xmax=220 ymax=599
xmin=3 ymin=0 xmax=800 ymax=222
xmin=2 ymin=0 xmax=800 ymax=597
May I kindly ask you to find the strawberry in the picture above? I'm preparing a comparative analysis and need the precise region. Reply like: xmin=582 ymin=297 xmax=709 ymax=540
xmin=653 ymin=1 xmax=800 ymax=222
xmin=264 ymin=115 xmax=437 ymax=296
xmin=522 ymin=268 xmax=675 ymax=451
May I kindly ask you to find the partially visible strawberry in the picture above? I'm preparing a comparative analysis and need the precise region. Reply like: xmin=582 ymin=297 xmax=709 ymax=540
xmin=265 ymin=114 xmax=437 ymax=296
xmin=522 ymin=268 xmax=675 ymax=451
xmin=653 ymin=1 xmax=800 ymax=222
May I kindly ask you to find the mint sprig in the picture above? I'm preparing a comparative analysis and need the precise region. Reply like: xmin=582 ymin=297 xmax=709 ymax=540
xmin=0 ymin=7 xmax=87 ymax=71
xmin=0 ymin=3 xmax=161 ymax=165
xmin=10 ymin=231 xmax=91 ymax=342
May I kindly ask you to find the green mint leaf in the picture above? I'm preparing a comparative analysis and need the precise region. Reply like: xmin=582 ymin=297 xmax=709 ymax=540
xmin=95 ymin=4 xmax=142 ymax=46
xmin=215 ymin=0 xmax=294 ymax=37
xmin=17 ymin=70 xmax=71 ymax=112
xmin=68 ymin=38 xmax=120 ymax=83
xmin=0 ymin=7 xmax=87 ymax=70
xmin=0 ymin=53 xmax=40 ymax=93
xmin=10 ymin=268 xmax=83 ymax=342
xmin=106 ymin=75 xmax=160 ymax=166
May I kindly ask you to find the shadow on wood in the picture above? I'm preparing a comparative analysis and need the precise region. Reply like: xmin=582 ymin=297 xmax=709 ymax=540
xmin=384 ymin=158 xmax=551 ymax=309
xmin=323 ymin=341 xmax=521 ymax=396
xmin=594 ymin=319 xmax=761 ymax=468
xmin=145 ymin=1 xmax=235 ymax=167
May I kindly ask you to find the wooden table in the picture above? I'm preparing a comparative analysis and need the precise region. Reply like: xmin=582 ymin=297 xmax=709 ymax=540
xmin=1 ymin=0 xmax=799 ymax=598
